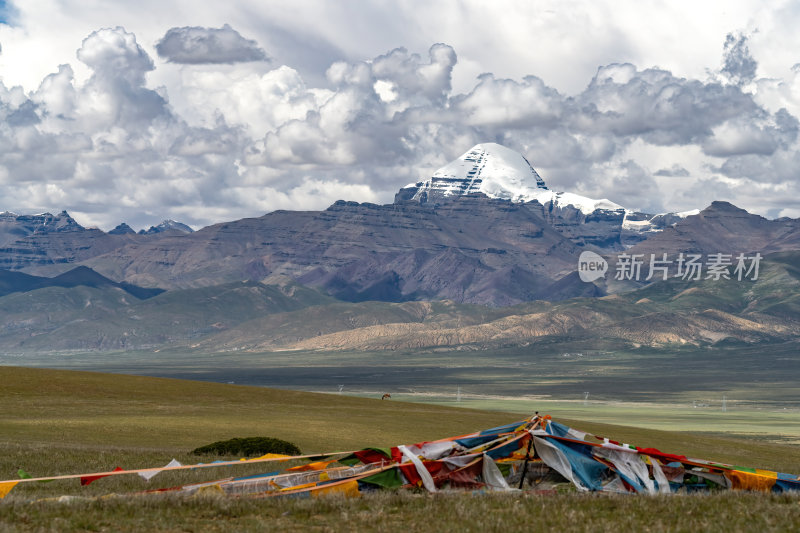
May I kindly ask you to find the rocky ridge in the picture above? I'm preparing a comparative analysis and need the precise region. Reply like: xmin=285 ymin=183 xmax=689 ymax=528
xmin=3 ymin=145 xmax=800 ymax=306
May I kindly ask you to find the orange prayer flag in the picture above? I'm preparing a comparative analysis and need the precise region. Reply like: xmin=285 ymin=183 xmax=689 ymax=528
xmin=0 ymin=481 xmax=19 ymax=499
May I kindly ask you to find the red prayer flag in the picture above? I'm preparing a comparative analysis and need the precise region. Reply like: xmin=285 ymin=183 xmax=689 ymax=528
xmin=80 ymin=467 xmax=124 ymax=486
xmin=636 ymin=447 xmax=688 ymax=464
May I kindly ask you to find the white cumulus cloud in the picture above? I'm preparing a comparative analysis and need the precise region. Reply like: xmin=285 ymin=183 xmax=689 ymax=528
xmin=1 ymin=16 xmax=800 ymax=229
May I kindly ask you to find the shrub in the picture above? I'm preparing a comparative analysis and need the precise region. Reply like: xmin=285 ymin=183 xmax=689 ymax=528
xmin=191 ymin=437 xmax=301 ymax=457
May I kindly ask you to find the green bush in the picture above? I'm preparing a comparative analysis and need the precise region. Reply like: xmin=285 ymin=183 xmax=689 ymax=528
xmin=191 ymin=436 xmax=301 ymax=457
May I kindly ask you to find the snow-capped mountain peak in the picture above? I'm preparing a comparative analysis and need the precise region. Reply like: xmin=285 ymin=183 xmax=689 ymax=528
xmin=401 ymin=142 xmax=624 ymax=215
xmin=139 ymin=220 xmax=194 ymax=235
xmin=429 ymin=142 xmax=548 ymax=196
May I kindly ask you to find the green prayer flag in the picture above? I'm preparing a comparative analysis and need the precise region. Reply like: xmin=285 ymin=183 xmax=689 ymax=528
xmin=18 ymin=469 xmax=54 ymax=483
xmin=360 ymin=467 xmax=403 ymax=489
xmin=338 ymin=454 xmax=361 ymax=467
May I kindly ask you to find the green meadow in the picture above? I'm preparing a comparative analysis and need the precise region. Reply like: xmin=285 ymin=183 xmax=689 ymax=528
xmin=392 ymin=396 xmax=800 ymax=444
xmin=1 ymin=366 xmax=799 ymax=532
xmin=0 ymin=366 xmax=516 ymax=452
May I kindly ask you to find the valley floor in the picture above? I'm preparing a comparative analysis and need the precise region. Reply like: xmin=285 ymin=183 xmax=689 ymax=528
xmin=5 ymin=342 xmax=799 ymax=447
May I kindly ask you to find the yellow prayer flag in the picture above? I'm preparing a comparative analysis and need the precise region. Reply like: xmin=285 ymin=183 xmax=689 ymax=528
xmin=312 ymin=479 xmax=360 ymax=498
xmin=193 ymin=484 xmax=225 ymax=497
xmin=252 ymin=453 xmax=292 ymax=461
xmin=724 ymin=469 xmax=778 ymax=492
xmin=287 ymin=460 xmax=337 ymax=472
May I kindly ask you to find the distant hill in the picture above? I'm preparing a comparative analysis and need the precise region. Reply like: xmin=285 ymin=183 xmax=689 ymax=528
xmin=275 ymin=250 xmax=800 ymax=352
xmin=0 ymin=265 xmax=164 ymax=299
xmin=2 ymin=252 xmax=800 ymax=353
xmin=108 ymin=223 xmax=136 ymax=235
xmin=0 ymin=211 xmax=193 ymax=277
xmin=624 ymin=201 xmax=800 ymax=258
xmin=0 ymin=279 xmax=332 ymax=351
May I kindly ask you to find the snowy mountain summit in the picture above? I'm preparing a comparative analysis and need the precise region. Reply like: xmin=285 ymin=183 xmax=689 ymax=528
xmin=422 ymin=142 xmax=549 ymax=199
xmin=138 ymin=220 xmax=194 ymax=235
xmin=397 ymin=143 xmax=623 ymax=215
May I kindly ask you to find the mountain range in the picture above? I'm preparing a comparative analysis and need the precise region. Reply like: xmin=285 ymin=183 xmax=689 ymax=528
xmin=3 ymin=142 xmax=800 ymax=353
xmin=1 ymin=143 xmax=772 ymax=305
xmin=2 ymin=250 xmax=799 ymax=353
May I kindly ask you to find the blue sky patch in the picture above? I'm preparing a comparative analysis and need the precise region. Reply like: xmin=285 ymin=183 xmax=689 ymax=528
xmin=0 ymin=1 xmax=15 ymax=25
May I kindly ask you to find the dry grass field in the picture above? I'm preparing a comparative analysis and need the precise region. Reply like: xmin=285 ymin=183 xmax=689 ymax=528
xmin=1 ymin=366 xmax=799 ymax=532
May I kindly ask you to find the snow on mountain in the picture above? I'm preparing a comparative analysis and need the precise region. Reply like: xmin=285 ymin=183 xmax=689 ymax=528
xmin=621 ymin=208 xmax=702 ymax=236
xmin=403 ymin=143 xmax=624 ymax=215
xmin=542 ymin=191 xmax=625 ymax=215
xmin=0 ymin=210 xmax=83 ymax=233
xmin=139 ymin=220 xmax=194 ymax=235
xmin=422 ymin=142 xmax=548 ymax=196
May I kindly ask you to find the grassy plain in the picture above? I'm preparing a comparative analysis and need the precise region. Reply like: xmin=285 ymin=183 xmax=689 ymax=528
xmin=0 ymin=366 xmax=517 ymax=452
xmin=1 ymin=366 xmax=800 ymax=531
xmin=2 ymin=492 xmax=800 ymax=532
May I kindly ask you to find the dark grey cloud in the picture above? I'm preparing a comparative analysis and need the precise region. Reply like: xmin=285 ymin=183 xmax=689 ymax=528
xmin=610 ymin=160 xmax=665 ymax=213
xmin=572 ymin=64 xmax=763 ymax=147
xmin=371 ymin=44 xmax=457 ymax=104
xmin=722 ymin=32 xmax=757 ymax=86
xmin=156 ymin=24 xmax=269 ymax=64
xmin=718 ymin=148 xmax=800 ymax=184
xmin=169 ymin=125 xmax=243 ymax=157
xmin=655 ymin=165 xmax=690 ymax=177
xmin=5 ymin=100 xmax=40 ymax=126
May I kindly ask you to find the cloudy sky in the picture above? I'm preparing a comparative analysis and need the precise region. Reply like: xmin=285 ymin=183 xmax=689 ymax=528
xmin=2 ymin=0 xmax=800 ymax=230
